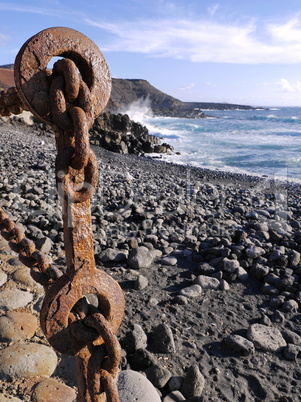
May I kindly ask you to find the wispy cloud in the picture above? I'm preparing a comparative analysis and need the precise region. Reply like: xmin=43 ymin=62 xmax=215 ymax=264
xmin=0 ymin=33 xmax=9 ymax=46
xmin=0 ymin=3 xmax=57 ymax=16
xmin=207 ymin=4 xmax=219 ymax=17
xmin=267 ymin=17 xmax=301 ymax=43
xmin=87 ymin=15 xmax=301 ymax=64
xmin=0 ymin=2 xmax=85 ymax=20
xmin=275 ymin=78 xmax=301 ymax=93
xmin=204 ymin=81 xmax=217 ymax=88
xmin=264 ymin=78 xmax=301 ymax=93
xmin=178 ymin=82 xmax=195 ymax=91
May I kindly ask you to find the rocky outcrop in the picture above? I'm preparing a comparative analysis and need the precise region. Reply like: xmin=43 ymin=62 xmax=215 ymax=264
xmin=0 ymin=108 xmax=174 ymax=156
xmin=106 ymin=78 xmax=207 ymax=118
xmin=106 ymin=78 xmax=263 ymax=117
xmin=0 ymin=65 xmax=264 ymax=118
xmin=89 ymin=112 xmax=173 ymax=155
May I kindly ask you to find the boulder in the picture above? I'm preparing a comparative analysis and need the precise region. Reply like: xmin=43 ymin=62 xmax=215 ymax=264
xmin=89 ymin=112 xmax=173 ymax=155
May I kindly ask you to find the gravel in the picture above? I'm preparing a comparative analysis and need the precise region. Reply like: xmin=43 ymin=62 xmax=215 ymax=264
xmin=1 ymin=121 xmax=301 ymax=401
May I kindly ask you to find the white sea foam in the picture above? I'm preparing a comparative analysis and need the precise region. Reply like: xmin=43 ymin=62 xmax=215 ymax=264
xmin=121 ymin=97 xmax=154 ymax=122
xmin=119 ymin=103 xmax=301 ymax=179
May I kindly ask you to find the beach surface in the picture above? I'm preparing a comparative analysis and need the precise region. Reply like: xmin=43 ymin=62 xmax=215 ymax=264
xmin=0 ymin=122 xmax=301 ymax=401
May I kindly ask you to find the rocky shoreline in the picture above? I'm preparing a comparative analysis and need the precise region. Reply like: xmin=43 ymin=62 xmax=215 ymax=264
xmin=0 ymin=123 xmax=301 ymax=401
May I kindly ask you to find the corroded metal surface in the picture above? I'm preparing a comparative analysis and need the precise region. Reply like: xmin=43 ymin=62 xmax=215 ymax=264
xmin=40 ymin=255 xmax=125 ymax=355
xmin=14 ymin=26 xmax=111 ymax=125
xmin=0 ymin=27 xmax=124 ymax=402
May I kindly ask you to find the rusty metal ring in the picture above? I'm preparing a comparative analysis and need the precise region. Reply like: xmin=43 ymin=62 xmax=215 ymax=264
xmin=40 ymin=269 xmax=125 ymax=355
xmin=14 ymin=27 xmax=111 ymax=124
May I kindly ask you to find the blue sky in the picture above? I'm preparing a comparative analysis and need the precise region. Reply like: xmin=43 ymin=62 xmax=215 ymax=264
xmin=1 ymin=0 xmax=301 ymax=106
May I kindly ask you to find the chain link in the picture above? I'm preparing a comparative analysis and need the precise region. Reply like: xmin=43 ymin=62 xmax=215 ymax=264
xmin=0 ymin=28 xmax=122 ymax=402
xmin=0 ymin=88 xmax=61 ymax=287
xmin=0 ymin=207 xmax=62 ymax=286
xmin=51 ymin=58 xmax=99 ymax=203
xmin=0 ymin=86 xmax=25 ymax=116
xmin=49 ymin=58 xmax=121 ymax=400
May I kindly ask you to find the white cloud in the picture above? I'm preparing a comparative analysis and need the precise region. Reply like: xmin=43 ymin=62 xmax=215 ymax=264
xmin=204 ymin=81 xmax=217 ymax=87
xmin=0 ymin=32 xmax=9 ymax=46
xmin=87 ymin=15 xmax=301 ymax=64
xmin=280 ymin=78 xmax=301 ymax=93
xmin=207 ymin=4 xmax=219 ymax=17
xmin=265 ymin=78 xmax=301 ymax=93
xmin=276 ymin=78 xmax=294 ymax=92
xmin=267 ymin=17 xmax=301 ymax=43
xmin=178 ymin=82 xmax=195 ymax=91
xmin=0 ymin=2 xmax=84 ymax=19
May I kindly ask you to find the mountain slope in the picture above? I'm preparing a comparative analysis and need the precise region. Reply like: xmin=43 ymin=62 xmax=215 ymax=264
xmin=106 ymin=78 xmax=259 ymax=117
xmin=0 ymin=65 xmax=260 ymax=118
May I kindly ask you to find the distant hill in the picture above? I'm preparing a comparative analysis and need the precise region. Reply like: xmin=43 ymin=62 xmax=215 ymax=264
xmin=0 ymin=65 xmax=15 ymax=90
xmin=106 ymin=78 xmax=261 ymax=117
xmin=0 ymin=64 xmax=261 ymax=118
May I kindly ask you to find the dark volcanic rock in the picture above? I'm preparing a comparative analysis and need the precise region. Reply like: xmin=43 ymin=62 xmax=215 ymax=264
xmin=106 ymin=78 xmax=262 ymax=118
xmin=0 ymin=123 xmax=301 ymax=402
xmin=0 ymin=67 xmax=265 ymax=120
xmin=89 ymin=112 xmax=173 ymax=155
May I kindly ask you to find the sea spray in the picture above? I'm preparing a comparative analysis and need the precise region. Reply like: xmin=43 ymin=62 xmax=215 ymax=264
xmin=120 ymin=103 xmax=301 ymax=180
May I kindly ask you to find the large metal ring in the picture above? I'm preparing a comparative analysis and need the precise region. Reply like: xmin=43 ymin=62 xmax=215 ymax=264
xmin=14 ymin=27 xmax=111 ymax=124
xmin=40 ymin=268 xmax=125 ymax=355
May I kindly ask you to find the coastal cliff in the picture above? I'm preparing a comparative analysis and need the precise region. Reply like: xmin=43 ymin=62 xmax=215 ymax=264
xmin=106 ymin=78 xmax=260 ymax=117
xmin=0 ymin=65 xmax=261 ymax=119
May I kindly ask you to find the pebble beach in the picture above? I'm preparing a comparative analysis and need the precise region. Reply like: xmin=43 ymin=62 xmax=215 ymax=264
xmin=1 ymin=121 xmax=301 ymax=401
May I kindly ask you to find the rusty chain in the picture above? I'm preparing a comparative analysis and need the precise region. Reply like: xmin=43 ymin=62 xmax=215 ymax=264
xmin=0 ymin=86 xmax=25 ymax=116
xmin=0 ymin=27 xmax=125 ymax=402
xmin=0 ymin=208 xmax=62 ymax=286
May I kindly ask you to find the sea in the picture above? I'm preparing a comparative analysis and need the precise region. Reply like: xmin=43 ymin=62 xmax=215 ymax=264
xmin=125 ymin=105 xmax=301 ymax=183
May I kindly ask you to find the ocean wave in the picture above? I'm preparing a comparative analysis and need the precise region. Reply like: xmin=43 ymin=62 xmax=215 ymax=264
xmin=122 ymin=104 xmax=301 ymax=179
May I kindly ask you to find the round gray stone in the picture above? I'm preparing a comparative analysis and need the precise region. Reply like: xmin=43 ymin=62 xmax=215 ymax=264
xmin=128 ymin=246 xmax=154 ymax=269
xmin=97 ymin=248 xmax=128 ymax=262
xmin=0 ymin=270 xmax=8 ymax=287
xmin=283 ymin=344 xmax=301 ymax=361
xmin=247 ymin=323 xmax=287 ymax=352
xmin=282 ymin=299 xmax=299 ymax=312
xmin=135 ymin=275 xmax=149 ymax=290
xmin=179 ymin=284 xmax=202 ymax=298
xmin=36 ymin=236 xmax=53 ymax=254
xmin=117 ymin=370 xmax=161 ymax=402
xmin=0 ymin=396 xmax=22 ymax=402
xmin=0 ymin=343 xmax=57 ymax=380
xmin=168 ymin=375 xmax=184 ymax=391
xmin=153 ymin=323 xmax=176 ymax=354
xmin=31 ymin=378 xmax=77 ymax=401
xmin=245 ymin=246 xmax=265 ymax=259
xmin=180 ymin=364 xmax=205 ymax=399
xmin=194 ymin=275 xmax=220 ymax=290
xmin=161 ymin=256 xmax=177 ymax=266
xmin=0 ymin=289 xmax=33 ymax=310
xmin=145 ymin=364 xmax=172 ymax=388
xmin=236 ymin=266 xmax=249 ymax=281
xmin=223 ymin=258 xmax=240 ymax=272
xmin=226 ymin=334 xmax=255 ymax=355
xmin=124 ymin=324 xmax=148 ymax=353
xmin=220 ymin=279 xmax=230 ymax=291
xmin=12 ymin=268 xmax=43 ymax=292
xmin=163 ymin=390 xmax=185 ymax=401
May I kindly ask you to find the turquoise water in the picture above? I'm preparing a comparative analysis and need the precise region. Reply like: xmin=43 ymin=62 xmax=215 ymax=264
xmin=137 ymin=107 xmax=301 ymax=180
